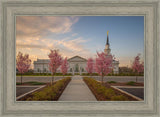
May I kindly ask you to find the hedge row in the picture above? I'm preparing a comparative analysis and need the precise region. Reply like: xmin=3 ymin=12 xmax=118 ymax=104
xmin=26 ymin=77 xmax=71 ymax=101
xmin=81 ymin=73 xmax=143 ymax=76
xmin=83 ymin=77 xmax=129 ymax=101
xmin=16 ymin=73 xmax=73 ymax=76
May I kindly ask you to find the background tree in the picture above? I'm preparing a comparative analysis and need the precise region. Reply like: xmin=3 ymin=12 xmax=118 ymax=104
xmin=61 ymin=57 xmax=69 ymax=78
xmin=132 ymin=54 xmax=144 ymax=82
xmin=16 ymin=52 xmax=31 ymax=84
xmin=86 ymin=58 xmax=94 ymax=76
xmin=48 ymin=49 xmax=62 ymax=84
xmin=95 ymin=52 xmax=113 ymax=83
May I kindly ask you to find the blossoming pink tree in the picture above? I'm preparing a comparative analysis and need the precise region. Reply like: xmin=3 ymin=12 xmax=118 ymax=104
xmin=48 ymin=49 xmax=62 ymax=84
xmin=95 ymin=52 xmax=113 ymax=83
xmin=132 ymin=54 xmax=144 ymax=82
xmin=16 ymin=52 xmax=31 ymax=84
xmin=86 ymin=58 xmax=94 ymax=76
xmin=61 ymin=57 xmax=69 ymax=78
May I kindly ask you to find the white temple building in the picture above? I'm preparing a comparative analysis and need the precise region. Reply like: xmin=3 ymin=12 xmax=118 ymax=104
xmin=33 ymin=32 xmax=119 ymax=75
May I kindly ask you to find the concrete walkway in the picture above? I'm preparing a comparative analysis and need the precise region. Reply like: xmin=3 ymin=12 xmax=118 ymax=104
xmin=58 ymin=76 xmax=97 ymax=101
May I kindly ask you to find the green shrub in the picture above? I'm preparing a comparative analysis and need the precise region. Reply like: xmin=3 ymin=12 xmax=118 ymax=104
xmin=74 ymin=73 xmax=80 ymax=75
xmin=81 ymin=73 xmax=89 ymax=76
xmin=16 ymin=72 xmax=73 ymax=76
xmin=26 ymin=97 xmax=32 ymax=101
xmin=107 ymin=81 xmax=116 ymax=84
xmin=92 ymin=73 xmax=99 ymax=76
xmin=107 ymin=73 xmax=112 ymax=76
xmin=126 ymin=81 xmax=136 ymax=86
xmin=26 ymin=81 xmax=45 ymax=85
xmin=104 ymin=88 xmax=115 ymax=99
xmin=111 ymin=95 xmax=128 ymax=101
xmin=16 ymin=82 xmax=21 ymax=85
xmin=96 ymin=86 xmax=106 ymax=94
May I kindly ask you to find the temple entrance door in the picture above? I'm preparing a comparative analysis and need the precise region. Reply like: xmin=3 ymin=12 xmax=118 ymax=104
xmin=74 ymin=64 xmax=80 ymax=75
xmin=75 ymin=64 xmax=79 ymax=72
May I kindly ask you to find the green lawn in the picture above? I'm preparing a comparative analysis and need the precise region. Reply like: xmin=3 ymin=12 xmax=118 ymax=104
xmin=107 ymin=81 xmax=117 ymax=84
xmin=126 ymin=81 xmax=136 ymax=86
xmin=16 ymin=81 xmax=46 ymax=85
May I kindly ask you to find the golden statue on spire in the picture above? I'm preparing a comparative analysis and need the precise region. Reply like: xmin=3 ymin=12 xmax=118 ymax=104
xmin=107 ymin=31 xmax=109 ymax=36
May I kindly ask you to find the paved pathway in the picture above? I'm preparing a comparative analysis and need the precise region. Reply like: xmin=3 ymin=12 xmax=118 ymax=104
xmin=58 ymin=76 xmax=97 ymax=101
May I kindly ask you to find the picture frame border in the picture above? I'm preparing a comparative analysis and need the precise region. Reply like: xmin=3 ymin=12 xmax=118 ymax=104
xmin=0 ymin=0 xmax=159 ymax=117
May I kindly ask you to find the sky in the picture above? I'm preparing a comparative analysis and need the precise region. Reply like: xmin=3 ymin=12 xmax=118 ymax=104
xmin=16 ymin=16 xmax=144 ymax=68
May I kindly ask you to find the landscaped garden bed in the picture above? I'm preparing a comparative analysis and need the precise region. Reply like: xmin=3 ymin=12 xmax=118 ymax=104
xmin=107 ymin=81 xmax=144 ymax=86
xmin=18 ymin=77 xmax=71 ymax=101
xmin=83 ymin=77 xmax=137 ymax=101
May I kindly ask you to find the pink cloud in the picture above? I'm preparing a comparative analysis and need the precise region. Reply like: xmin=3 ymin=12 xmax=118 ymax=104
xmin=16 ymin=16 xmax=80 ymax=42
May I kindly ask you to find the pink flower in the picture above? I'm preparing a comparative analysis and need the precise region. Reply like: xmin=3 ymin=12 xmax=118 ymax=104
xmin=48 ymin=50 xmax=62 ymax=75
xmin=95 ymin=52 xmax=113 ymax=76
xmin=16 ymin=52 xmax=31 ymax=74
xmin=132 ymin=54 xmax=144 ymax=73
xmin=61 ymin=57 xmax=69 ymax=75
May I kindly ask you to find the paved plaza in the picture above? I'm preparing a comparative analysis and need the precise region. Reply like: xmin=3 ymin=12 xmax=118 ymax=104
xmin=16 ymin=76 xmax=144 ymax=101
xmin=16 ymin=85 xmax=46 ymax=100
xmin=16 ymin=86 xmax=39 ymax=97
xmin=16 ymin=76 xmax=144 ymax=83
xmin=119 ymin=87 xmax=144 ymax=99
xmin=58 ymin=76 xmax=97 ymax=101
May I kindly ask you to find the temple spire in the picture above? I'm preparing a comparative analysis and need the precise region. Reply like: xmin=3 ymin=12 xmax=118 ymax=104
xmin=106 ymin=31 xmax=109 ymax=45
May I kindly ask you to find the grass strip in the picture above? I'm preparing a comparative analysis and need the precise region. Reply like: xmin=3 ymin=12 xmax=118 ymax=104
xmin=107 ymin=81 xmax=117 ymax=84
xmin=16 ymin=81 xmax=46 ymax=85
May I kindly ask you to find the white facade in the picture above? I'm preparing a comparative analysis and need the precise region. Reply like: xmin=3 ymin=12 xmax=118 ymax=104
xmin=33 ymin=55 xmax=119 ymax=75
xmin=34 ymin=56 xmax=87 ymax=75
xmin=34 ymin=59 xmax=50 ymax=73
xmin=112 ymin=60 xmax=119 ymax=74
xmin=67 ymin=56 xmax=87 ymax=75
xmin=33 ymin=32 xmax=119 ymax=74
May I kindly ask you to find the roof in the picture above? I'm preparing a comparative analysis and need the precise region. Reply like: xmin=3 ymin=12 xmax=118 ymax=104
xmin=68 ymin=55 xmax=87 ymax=62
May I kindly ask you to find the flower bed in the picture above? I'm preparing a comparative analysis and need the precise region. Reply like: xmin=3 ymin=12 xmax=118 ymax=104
xmin=83 ymin=77 xmax=137 ymax=101
xmin=18 ymin=77 xmax=71 ymax=101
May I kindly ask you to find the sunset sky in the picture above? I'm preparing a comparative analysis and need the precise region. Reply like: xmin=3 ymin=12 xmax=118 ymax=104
xmin=16 ymin=16 xmax=144 ymax=68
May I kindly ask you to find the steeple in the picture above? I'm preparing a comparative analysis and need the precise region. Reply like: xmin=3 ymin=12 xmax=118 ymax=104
xmin=106 ymin=31 xmax=109 ymax=45
xmin=104 ymin=30 xmax=111 ymax=55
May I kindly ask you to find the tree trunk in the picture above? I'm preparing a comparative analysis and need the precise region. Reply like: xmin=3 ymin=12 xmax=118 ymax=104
xmin=53 ymin=75 xmax=54 ymax=83
xmin=101 ymin=75 xmax=103 ymax=84
xmin=136 ymin=76 xmax=137 ymax=82
xmin=21 ymin=73 xmax=22 ymax=85
xmin=51 ymin=75 xmax=54 ymax=85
